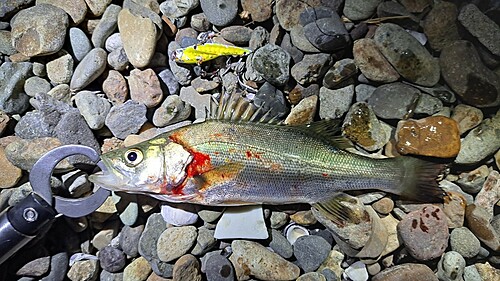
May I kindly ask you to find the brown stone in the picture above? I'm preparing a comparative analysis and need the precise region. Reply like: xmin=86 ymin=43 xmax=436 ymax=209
xmin=465 ymin=204 xmax=500 ymax=251
xmin=443 ymin=191 xmax=466 ymax=228
xmin=36 ymin=0 xmax=88 ymax=24
xmin=422 ymin=1 xmax=460 ymax=51
xmin=0 ymin=111 xmax=9 ymax=136
xmin=475 ymin=262 xmax=500 ymax=281
xmin=396 ymin=116 xmax=460 ymax=158
xmin=103 ymin=70 xmax=129 ymax=105
xmin=129 ymin=69 xmax=163 ymax=108
xmin=241 ymin=0 xmax=273 ymax=22
xmin=0 ymin=147 xmax=22 ymax=189
xmin=353 ymin=38 xmax=399 ymax=83
xmin=290 ymin=210 xmax=317 ymax=225
xmin=451 ymin=104 xmax=483 ymax=135
xmin=372 ymin=263 xmax=438 ymax=281
xmin=284 ymin=95 xmax=317 ymax=125
xmin=372 ymin=197 xmax=394 ymax=215
xmin=172 ymin=254 xmax=202 ymax=281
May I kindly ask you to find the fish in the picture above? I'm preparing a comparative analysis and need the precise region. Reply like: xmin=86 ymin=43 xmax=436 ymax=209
xmin=171 ymin=43 xmax=251 ymax=65
xmin=89 ymin=93 xmax=446 ymax=220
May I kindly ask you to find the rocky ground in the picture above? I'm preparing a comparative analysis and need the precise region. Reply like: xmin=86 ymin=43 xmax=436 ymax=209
xmin=1 ymin=0 xmax=500 ymax=280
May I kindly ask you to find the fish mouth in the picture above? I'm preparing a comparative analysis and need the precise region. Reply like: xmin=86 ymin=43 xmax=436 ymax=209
xmin=88 ymin=171 xmax=127 ymax=191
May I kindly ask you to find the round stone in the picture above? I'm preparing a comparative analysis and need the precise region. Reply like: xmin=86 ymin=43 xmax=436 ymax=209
xmin=450 ymin=227 xmax=481 ymax=258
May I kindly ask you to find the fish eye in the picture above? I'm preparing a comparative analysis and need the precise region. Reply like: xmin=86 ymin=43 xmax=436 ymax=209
xmin=124 ymin=148 xmax=143 ymax=167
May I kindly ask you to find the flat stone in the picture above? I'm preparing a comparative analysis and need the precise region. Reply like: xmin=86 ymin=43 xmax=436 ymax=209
xmin=294 ymin=235 xmax=331 ymax=272
xmin=92 ymin=4 xmax=121 ymax=48
xmin=229 ymin=240 xmax=300 ymax=280
xmin=46 ymin=53 xmax=74 ymax=85
xmin=422 ymin=1 xmax=460 ymax=52
xmin=284 ymin=95 xmax=318 ymax=125
xmin=0 ymin=62 xmax=32 ymax=114
xmin=24 ymin=76 xmax=51 ymax=97
xmin=103 ymin=70 xmax=129 ymax=105
xmin=241 ymin=0 xmax=273 ymax=22
xmin=36 ymin=0 xmax=87 ymax=24
xmin=397 ymin=205 xmax=449 ymax=261
xmin=205 ymin=253 xmax=235 ymax=281
xmin=303 ymin=11 xmax=350 ymax=52
xmin=67 ymin=260 xmax=99 ymax=281
xmin=367 ymin=82 xmax=420 ymax=119
xmin=157 ymin=226 xmax=197 ymax=262
xmin=153 ymin=94 xmax=191 ymax=127
xmin=276 ymin=0 xmax=322 ymax=31
xmin=343 ymin=0 xmax=382 ymax=21
xmin=396 ymin=116 xmax=461 ymax=158
xmin=128 ymin=68 xmax=163 ymax=108
xmin=290 ymin=25 xmax=321 ymax=53
xmin=291 ymin=53 xmax=331 ymax=85
xmin=11 ymin=4 xmax=68 ymax=57
xmin=442 ymin=191 xmax=466 ymax=228
xmin=4 ymin=137 xmax=71 ymax=171
xmin=200 ymin=0 xmax=238 ymax=26
xmin=139 ymin=213 xmax=167 ymax=261
xmin=70 ymin=48 xmax=107 ymax=91
xmin=319 ymin=85 xmax=354 ymax=119
xmin=450 ymin=227 xmax=481 ymax=259
xmin=220 ymin=26 xmax=253 ymax=45
xmin=172 ymin=254 xmax=202 ymax=281
xmin=68 ymin=27 xmax=92 ymax=62
xmin=251 ymin=44 xmax=290 ymax=86
xmin=451 ymin=104 xmax=483 ymax=135
xmin=440 ymin=40 xmax=500 ymax=108
xmin=123 ymin=256 xmax=152 ymax=281
xmin=372 ymin=263 xmax=438 ymax=281
xmin=118 ymin=8 xmax=157 ymax=68
xmin=74 ymin=91 xmax=111 ymax=130
xmin=0 ymin=147 xmax=22 ymax=189
xmin=105 ymin=100 xmax=147 ymax=139
xmin=374 ymin=23 xmax=440 ymax=87
xmin=458 ymin=4 xmax=500 ymax=56
xmin=84 ymin=0 xmax=111 ymax=17
xmin=323 ymin=58 xmax=358 ymax=89
xmin=353 ymin=38 xmax=399 ymax=83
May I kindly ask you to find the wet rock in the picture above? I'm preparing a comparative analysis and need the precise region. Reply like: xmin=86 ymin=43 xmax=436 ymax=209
xmin=67 ymin=260 xmax=99 ymax=281
xmin=294 ymin=235 xmax=331 ymax=272
xmin=0 ymin=62 xmax=32 ymax=114
xmin=24 ymin=76 xmax=51 ymax=97
xmin=372 ymin=263 xmax=438 ymax=281
xmin=241 ymin=0 xmax=273 ymax=22
xmin=342 ymin=102 xmax=391 ymax=151
xmin=4 ymin=137 xmax=71 ymax=171
xmin=11 ymin=4 xmax=68 ymax=57
xmin=230 ymin=240 xmax=300 ymax=280
xmin=103 ymin=70 xmax=129 ymax=105
xmin=455 ymin=112 xmax=500 ymax=164
xmin=276 ymin=0 xmax=321 ymax=31
xmin=414 ymin=93 xmax=443 ymax=116
xmin=284 ymin=95 xmax=318 ymax=125
xmin=323 ymin=59 xmax=358 ymax=89
xmin=396 ymin=116 xmax=460 ymax=158
xmin=440 ymin=40 xmax=500 ymax=108
xmin=204 ymin=253 xmax=234 ymax=281
xmin=303 ymin=8 xmax=350 ymax=52
xmin=173 ymin=254 xmax=202 ymax=281
xmin=450 ymin=227 xmax=481 ymax=259
xmin=291 ymin=53 xmax=331 ymax=85
xmin=367 ymin=82 xmax=418 ymax=119
xmin=123 ymin=256 xmax=152 ymax=281
xmin=397 ymin=205 xmax=449 ymax=261
xmin=220 ymin=26 xmax=253 ymax=45
xmin=92 ymin=4 xmax=121 ymax=48
xmin=319 ymin=85 xmax=355 ymax=120
xmin=118 ymin=8 xmax=157 ymax=68
xmin=200 ymin=0 xmax=238 ymax=26
xmin=74 ymin=91 xmax=111 ymax=130
xmin=451 ymin=104 xmax=483 ymax=135
xmin=70 ymin=48 xmax=107 ymax=91
xmin=458 ymin=4 xmax=500 ymax=57
xmin=68 ymin=27 xmax=92 ymax=62
xmin=160 ymin=0 xmax=199 ymax=18
xmin=374 ymin=23 xmax=440 ymax=87
xmin=99 ymin=246 xmax=126 ymax=273
xmin=344 ymin=0 xmax=381 ymax=21
xmin=353 ymin=38 xmax=399 ymax=83
xmin=46 ymin=53 xmax=74 ymax=85
xmin=422 ymin=1 xmax=460 ymax=52
xmin=157 ymin=226 xmax=197 ymax=262
xmin=252 ymin=44 xmax=290 ymax=86
xmin=437 ymin=251 xmax=466 ymax=281
xmin=105 ymin=100 xmax=147 ymax=139
xmin=128 ymin=68 xmax=163 ymax=108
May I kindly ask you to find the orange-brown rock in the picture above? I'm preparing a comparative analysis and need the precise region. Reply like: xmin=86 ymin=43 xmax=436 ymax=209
xmin=396 ymin=116 xmax=460 ymax=158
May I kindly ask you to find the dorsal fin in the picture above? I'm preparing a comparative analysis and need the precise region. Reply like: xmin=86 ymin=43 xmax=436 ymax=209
xmin=292 ymin=120 xmax=353 ymax=149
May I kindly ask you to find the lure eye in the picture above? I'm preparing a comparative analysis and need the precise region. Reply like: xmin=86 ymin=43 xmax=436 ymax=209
xmin=124 ymin=148 xmax=143 ymax=167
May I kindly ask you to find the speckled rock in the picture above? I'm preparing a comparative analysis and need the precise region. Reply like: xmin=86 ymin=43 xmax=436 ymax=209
xmin=105 ymin=100 xmax=147 ymax=139
xmin=118 ymin=8 xmax=157 ymax=68
xmin=374 ymin=23 xmax=440 ymax=87
xmin=323 ymin=59 xmax=358 ymax=89
xmin=451 ymin=104 xmax=483 ymax=135
xmin=10 ymin=4 xmax=68 ymax=57
xmin=442 ymin=191 xmax=466 ymax=228
xmin=319 ymin=85 xmax=355 ymax=119
xmin=396 ymin=116 xmax=460 ymax=158
xmin=128 ymin=69 xmax=163 ymax=108
xmin=160 ymin=0 xmax=199 ymax=18
xmin=139 ymin=213 xmax=167 ymax=261
xmin=70 ymin=48 xmax=107 ymax=91
xmin=353 ymin=38 xmax=399 ymax=83
xmin=475 ymin=171 xmax=500 ymax=217
xmin=291 ymin=53 xmax=331 ymax=85
xmin=450 ymin=227 xmax=481 ymax=258
xmin=422 ymin=1 xmax=460 ymax=52
xmin=397 ymin=205 xmax=449 ymax=261
xmin=200 ymin=0 xmax=238 ymax=26
xmin=276 ymin=0 xmax=322 ymax=31
xmin=474 ymin=262 xmax=500 ymax=281
xmin=119 ymin=224 xmax=144 ymax=258
xmin=4 ymin=137 xmax=71 ymax=171
xmin=153 ymin=95 xmax=191 ymax=127
xmin=251 ymin=44 xmax=290 ymax=86
xmin=294 ymin=235 xmax=331 ymax=272
xmin=0 ymin=62 xmax=32 ymax=114
xmin=436 ymin=251 xmax=466 ymax=281
xmin=24 ymin=76 xmax=51 ymax=97
xmin=0 ymin=147 xmax=22 ymax=189
xmin=372 ymin=263 xmax=438 ymax=281
xmin=123 ymin=256 xmax=152 ymax=281
xmin=99 ymin=246 xmax=126 ymax=273
xmin=45 ymin=53 xmax=74 ymax=85
xmin=157 ymin=226 xmax=197 ymax=262
xmin=67 ymin=260 xmax=99 ymax=281
xmin=36 ymin=0 xmax=87 ymax=24
xmin=458 ymin=4 xmax=500 ymax=57
xmin=103 ymin=70 xmax=128 ymax=105
xmin=230 ymin=240 xmax=300 ymax=281
xmin=440 ymin=40 xmax=500 ymax=108
xmin=284 ymin=95 xmax=318 ymax=125
xmin=172 ymin=254 xmax=202 ymax=281
xmin=241 ymin=0 xmax=273 ymax=22
xmin=0 ymin=31 xmax=16 ymax=56
xmin=74 ymin=91 xmax=111 ymax=130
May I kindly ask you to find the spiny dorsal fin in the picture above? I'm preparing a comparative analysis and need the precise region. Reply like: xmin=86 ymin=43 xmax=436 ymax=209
xmin=292 ymin=120 xmax=353 ymax=149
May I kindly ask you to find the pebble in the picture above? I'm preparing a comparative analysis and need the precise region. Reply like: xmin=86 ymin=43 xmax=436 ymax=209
xmin=118 ymin=8 xmax=157 ymax=68
xmin=294 ymin=235 xmax=331 ymax=272
xmin=116 ymin=194 xmax=139 ymax=226
xmin=253 ymin=82 xmax=289 ymax=119
xmin=270 ymin=211 xmax=289 ymax=229
xmin=396 ymin=116 xmax=461 ymax=158
xmin=284 ymin=95 xmax=318 ymax=125
xmin=291 ymin=53 xmax=331 ymax=85
xmin=442 ymin=191 xmax=466 ymax=229
xmin=191 ymin=77 xmax=219 ymax=93
xmin=450 ymin=227 xmax=481 ymax=259
xmin=269 ymin=229 xmax=293 ymax=259
xmin=123 ymin=257 xmax=152 ymax=281
xmin=98 ymin=246 xmax=126 ymax=273
xmin=204 ymin=253 xmax=234 ymax=281
xmin=397 ymin=205 xmax=449 ymax=261
xmin=191 ymin=226 xmax=216 ymax=256
xmin=290 ymin=210 xmax=317 ymax=225
xmin=10 ymin=4 xmax=68 ymax=57
xmin=70 ymin=48 xmax=108 ymax=91
xmin=139 ymin=214 xmax=167 ymax=259
xmin=374 ymin=23 xmax=440 ymax=87
xmin=0 ymin=111 xmax=9 ymax=135
xmin=451 ymin=104 xmax=483 ymax=135
xmin=280 ymin=32 xmax=303 ymax=64
xmin=24 ymin=76 xmax=51 ymax=97
xmin=440 ymin=40 xmax=500 ymax=108
xmin=437 ymin=251 xmax=466 ymax=281
xmin=458 ymin=4 xmax=500 ymax=57
xmin=105 ymin=100 xmax=147 ymax=139
xmin=160 ymin=0 xmax=199 ymax=18
xmin=342 ymin=102 xmax=391 ymax=151
xmin=353 ymin=38 xmax=399 ymax=83
xmin=323 ymin=59 xmax=358 ymax=89
xmin=475 ymin=171 xmax=500 ymax=216
xmin=46 ymin=53 xmax=74 ymax=84
xmin=229 ymin=240 xmax=300 ymax=280
xmin=220 ymin=26 xmax=253 ymax=45
xmin=157 ymin=68 xmax=180 ymax=95
xmin=422 ymin=1 xmax=460 ymax=52
xmin=367 ymin=82 xmax=420 ymax=119
xmin=107 ymin=47 xmax=129 ymax=71
xmin=372 ymin=263 xmax=438 ymax=281
xmin=92 ymin=4 xmax=121 ymax=48
xmin=474 ymin=262 xmax=500 ymax=281
xmin=276 ymin=0 xmax=320 ymax=31
xmin=120 ymin=224 xmax=144 ymax=258
xmin=67 ymin=260 xmax=99 ymax=281
xmin=319 ymin=85 xmax=355 ymax=119
xmin=129 ymin=68 xmax=164 ymax=108
xmin=343 ymin=261 xmax=369 ymax=281
xmin=241 ymin=0 xmax=273 ymax=22
xmin=290 ymin=25 xmax=321 ymax=53
xmin=0 ymin=62 xmax=32 ymax=114
xmin=68 ymin=27 xmax=92 ymax=62
xmin=74 ymin=91 xmax=111 ymax=130
xmin=47 ymin=83 xmax=71 ymax=103
xmin=43 ymin=251 xmax=70 ymax=281
xmin=157 ymin=226 xmax=197 ymax=262
xmin=15 ymin=250 xmax=51 ymax=277
xmin=86 ymin=0 xmax=112 ymax=17
xmin=172 ymin=254 xmax=202 ymax=281
xmin=455 ymin=112 xmax=500 ymax=164
xmin=372 ymin=197 xmax=394 ymax=215
xmin=61 ymin=169 xmax=92 ymax=197
xmin=37 ymin=0 xmax=87 ymax=25
xmin=251 ymin=44 xmax=290 ymax=86
xmin=297 ymin=272 xmax=326 ymax=281
xmin=0 ymin=31 xmax=16 ymax=56
xmin=103 ymin=70 xmax=129 ymax=104
xmin=200 ymin=0 xmax=238 ymax=26
xmin=303 ymin=8 xmax=350 ymax=52
xmin=179 ymin=86 xmax=210 ymax=120
xmin=343 ymin=0 xmax=381 ymax=21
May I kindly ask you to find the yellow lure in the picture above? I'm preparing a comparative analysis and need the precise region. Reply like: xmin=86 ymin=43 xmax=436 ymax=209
xmin=172 ymin=43 xmax=252 ymax=65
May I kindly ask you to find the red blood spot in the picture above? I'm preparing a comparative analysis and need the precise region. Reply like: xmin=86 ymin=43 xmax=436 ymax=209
xmin=246 ymin=150 xmax=252 ymax=159
xmin=186 ymin=150 xmax=212 ymax=178
xmin=322 ymin=173 xmax=329 ymax=177
xmin=254 ymin=152 xmax=261 ymax=159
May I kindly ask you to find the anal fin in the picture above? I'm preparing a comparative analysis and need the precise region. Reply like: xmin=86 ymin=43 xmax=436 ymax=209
xmin=312 ymin=193 xmax=367 ymax=226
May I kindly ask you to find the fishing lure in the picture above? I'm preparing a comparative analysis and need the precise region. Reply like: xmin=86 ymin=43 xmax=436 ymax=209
xmin=171 ymin=43 xmax=252 ymax=65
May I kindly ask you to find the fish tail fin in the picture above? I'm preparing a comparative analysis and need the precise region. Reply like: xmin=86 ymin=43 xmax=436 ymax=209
xmin=394 ymin=157 xmax=447 ymax=203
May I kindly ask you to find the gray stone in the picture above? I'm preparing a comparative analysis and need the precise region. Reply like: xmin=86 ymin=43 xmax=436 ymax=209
xmin=120 ymin=224 xmax=144 ymax=258
xmin=436 ymin=251 xmax=466 ymax=281
xmin=105 ymin=33 xmax=123 ymax=52
xmin=92 ymin=4 xmax=122 ymax=48
xmin=200 ymin=0 xmax=238 ymax=26
xmin=47 ymin=84 xmax=71 ymax=103
xmin=68 ymin=27 xmax=92 ymax=62
xmin=160 ymin=0 xmax=199 ymax=18
xmin=46 ymin=53 xmax=74 ymax=84
xmin=414 ymin=93 xmax=443 ymax=116
xmin=14 ymin=111 xmax=56 ymax=139
xmin=70 ymin=48 xmax=108 ymax=91
xmin=40 ymin=252 xmax=69 ymax=281
xmin=291 ymin=53 xmax=331 ymax=85
xmin=0 ymin=0 xmax=35 ymax=18
xmin=191 ymin=227 xmax=216 ymax=256
xmin=270 ymin=211 xmax=289 ymax=229
xmin=355 ymin=84 xmax=376 ymax=102
xmin=220 ymin=26 xmax=253 ymax=45
xmin=353 ymin=38 xmax=400 ymax=83
xmin=0 ymin=31 xmax=16 ymax=55
xmin=10 ymin=4 xmax=68 ymax=57
xmin=157 ymin=68 xmax=180 ymax=95
xmin=105 ymin=100 xmax=147 ymax=139
xmin=179 ymin=86 xmax=211 ymax=120
xmin=139 ymin=213 xmax=167 ymax=261
xmin=303 ymin=10 xmax=351 ymax=52
xmin=450 ymin=227 xmax=481 ymax=259
xmin=0 ymin=62 xmax=32 ymax=114
xmin=249 ymin=26 xmax=269 ymax=51
xmin=290 ymin=25 xmax=321 ymax=53
xmin=319 ymin=85 xmax=354 ymax=119
xmin=269 ymin=229 xmax=293 ymax=259
xmin=293 ymin=235 xmax=331 ymax=272
xmin=157 ymin=226 xmax=198 ymax=262
xmin=107 ymin=47 xmax=129 ymax=71
xmin=281 ymin=33 xmax=304 ymax=64
xmin=100 ymin=270 xmax=124 ymax=281
xmin=276 ymin=0 xmax=322 ymax=31
xmin=344 ymin=0 xmax=382 ymax=21
xmin=24 ymin=76 xmax=51 ymax=97
xmin=61 ymin=169 xmax=91 ymax=197
xmin=374 ymin=23 xmax=440 ymax=87
xmin=254 ymin=82 xmax=289 ymax=120
xmin=458 ymin=4 xmax=500 ymax=57
xmin=153 ymin=94 xmax=192 ymax=127
xmin=98 ymin=246 xmax=126 ymax=273
xmin=251 ymin=44 xmax=290 ymax=86
xmin=367 ymin=82 xmax=421 ymax=119
xmin=168 ymin=42 xmax=192 ymax=86
xmin=205 ymin=253 xmax=234 ymax=281
xmin=74 ymin=91 xmax=111 ymax=130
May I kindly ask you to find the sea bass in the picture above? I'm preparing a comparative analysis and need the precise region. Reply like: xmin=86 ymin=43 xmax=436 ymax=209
xmin=89 ymin=117 xmax=445 ymax=210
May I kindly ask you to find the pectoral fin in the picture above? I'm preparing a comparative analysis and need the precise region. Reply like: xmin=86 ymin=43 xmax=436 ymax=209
xmin=195 ymin=162 xmax=245 ymax=190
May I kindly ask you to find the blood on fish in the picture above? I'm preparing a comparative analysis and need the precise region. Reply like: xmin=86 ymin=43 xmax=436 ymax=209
xmin=245 ymin=150 xmax=252 ymax=159
xmin=186 ymin=150 xmax=212 ymax=177
xmin=322 ymin=173 xmax=329 ymax=177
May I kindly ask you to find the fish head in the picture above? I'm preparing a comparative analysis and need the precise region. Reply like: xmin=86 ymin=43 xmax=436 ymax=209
xmin=89 ymin=140 xmax=197 ymax=202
